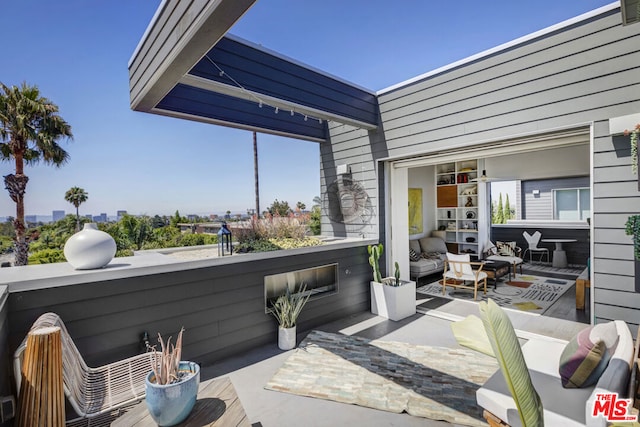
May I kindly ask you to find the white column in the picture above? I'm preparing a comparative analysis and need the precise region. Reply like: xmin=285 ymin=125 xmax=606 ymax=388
xmin=388 ymin=165 xmax=410 ymax=281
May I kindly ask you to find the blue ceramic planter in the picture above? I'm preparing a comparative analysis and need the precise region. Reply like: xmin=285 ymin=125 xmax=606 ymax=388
xmin=145 ymin=361 xmax=200 ymax=426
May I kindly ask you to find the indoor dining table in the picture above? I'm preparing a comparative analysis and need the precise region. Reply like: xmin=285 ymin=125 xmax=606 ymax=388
xmin=541 ymin=238 xmax=577 ymax=268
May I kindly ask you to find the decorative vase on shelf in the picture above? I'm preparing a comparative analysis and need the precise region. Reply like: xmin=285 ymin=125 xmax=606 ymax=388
xmin=63 ymin=223 xmax=117 ymax=270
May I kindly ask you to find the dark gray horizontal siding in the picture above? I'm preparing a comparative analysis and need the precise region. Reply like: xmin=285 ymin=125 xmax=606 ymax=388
xmin=7 ymin=247 xmax=371 ymax=368
xmin=158 ymin=84 xmax=327 ymax=141
xmin=189 ymin=36 xmax=378 ymax=126
xmin=377 ymin=9 xmax=640 ymax=157
xmin=491 ymin=227 xmax=589 ymax=266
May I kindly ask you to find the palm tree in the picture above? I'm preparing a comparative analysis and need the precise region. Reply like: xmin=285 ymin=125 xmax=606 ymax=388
xmin=296 ymin=201 xmax=306 ymax=212
xmin=64 ymin=187 xmax=88 ymax=231
xmin=0 ymin=82 xmax=73 ymax=265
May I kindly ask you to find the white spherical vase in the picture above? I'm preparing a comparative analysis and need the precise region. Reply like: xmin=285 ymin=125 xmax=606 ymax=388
xmin=64 ymin=223 xmax=117 ymax=270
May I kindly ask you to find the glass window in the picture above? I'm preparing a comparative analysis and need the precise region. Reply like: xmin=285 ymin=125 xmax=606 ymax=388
xmin=553 ymin=188 xmax=590 ymax=220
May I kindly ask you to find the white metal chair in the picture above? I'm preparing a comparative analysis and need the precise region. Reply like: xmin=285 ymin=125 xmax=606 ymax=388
xmin=443 ymin=252 xmax=487 ymax=300
xmin=14 ymin=312 xmax=160 ymax=420
xmin=522 ymin=231 xmax=549 ymax=263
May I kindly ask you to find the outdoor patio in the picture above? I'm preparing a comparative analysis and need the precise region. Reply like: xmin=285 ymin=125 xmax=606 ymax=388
xmin=2 ymin=249 xmax=590 ymax=426
xmin=58 ymin=294 xmax=587 ymax=427
xmin=201 ymin=308 xmax=587 ymax=427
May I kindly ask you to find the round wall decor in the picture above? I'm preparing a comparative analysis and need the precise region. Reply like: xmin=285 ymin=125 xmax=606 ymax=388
xmin=324 ymin=177 xmax=372 ymax=225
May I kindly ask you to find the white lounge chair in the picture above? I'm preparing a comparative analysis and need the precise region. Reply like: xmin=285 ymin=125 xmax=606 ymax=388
xmin=14 ymin=312 xmax=160 ymax=420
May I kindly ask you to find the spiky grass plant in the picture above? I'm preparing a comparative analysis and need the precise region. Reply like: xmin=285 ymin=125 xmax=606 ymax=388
xmin=268 ymin=283 xmax=310 ymax=329
xmin=150 ymin=327 xmax=184 ymax=385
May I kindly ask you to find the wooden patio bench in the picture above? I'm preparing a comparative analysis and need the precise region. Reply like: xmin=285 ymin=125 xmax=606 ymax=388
xmin=576 ymin=266 xmax=590 ymax=310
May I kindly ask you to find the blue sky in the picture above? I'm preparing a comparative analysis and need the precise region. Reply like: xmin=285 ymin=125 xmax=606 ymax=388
xmin=0 ymin=0 xmax=613 ymax=217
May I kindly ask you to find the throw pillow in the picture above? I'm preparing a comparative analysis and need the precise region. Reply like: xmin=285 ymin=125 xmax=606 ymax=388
xmin=409 ymin=248 xmax=421 ymax=262
xmin=409 ymin=239 xmax=421 ymax=254
xmin=418 ymin=237 xmax=448 ymax=254
xmin=484 ymin=241 xmax=498 ymax=257
xmin=558 ymin=323 xmax=616 ymax=388
xmin=496 ymin=241 xmax=516 ymax=257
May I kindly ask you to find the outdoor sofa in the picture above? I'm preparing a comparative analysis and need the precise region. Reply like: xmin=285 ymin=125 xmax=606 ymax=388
xmin=476 ymin=320 xmax=637 ymax=427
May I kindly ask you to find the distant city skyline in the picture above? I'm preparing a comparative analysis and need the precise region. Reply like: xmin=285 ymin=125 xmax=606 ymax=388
xmin=1 ymin=0 xmax=612 ymax=218
xmin=0 ymin=208 xmax=264 ymax=224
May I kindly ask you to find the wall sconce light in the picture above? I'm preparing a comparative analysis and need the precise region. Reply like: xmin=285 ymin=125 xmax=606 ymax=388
xmin=337 ymin=164 xmax=351 ymax=175
xmin=532 ymin=189 xmax=540 ymax=196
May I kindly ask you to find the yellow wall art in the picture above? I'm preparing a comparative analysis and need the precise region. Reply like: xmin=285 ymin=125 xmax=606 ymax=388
xmin=408 ymin=188 xmax=423 ymax=235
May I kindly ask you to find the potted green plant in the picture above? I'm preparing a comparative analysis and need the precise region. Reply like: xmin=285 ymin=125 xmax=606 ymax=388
xmin=145 ymin=328 xmax=200 ymax=426
xmin=268 ymin=283 xmax=311 ymax=350
xmin=368 ymin=244 xmax=416 ymax=321
xmin=625 ymin=214 xmax=640 ymax=261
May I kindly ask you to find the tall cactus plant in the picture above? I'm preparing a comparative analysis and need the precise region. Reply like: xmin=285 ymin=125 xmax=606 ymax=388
xmin=394 ymin=261 xmax=400 ymax=286
xmin=367 ymin=243 xmax=383 ymax=283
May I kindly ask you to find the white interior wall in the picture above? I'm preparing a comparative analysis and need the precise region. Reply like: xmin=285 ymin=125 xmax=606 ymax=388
xmin=408 ymin=165 xmax=435 ymax=239
xmin=484 ymin=144 xmax=589 ymax=181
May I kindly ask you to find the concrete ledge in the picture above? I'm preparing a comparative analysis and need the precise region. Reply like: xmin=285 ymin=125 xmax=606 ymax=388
xmin=494 ymin=220 xmax=589 ymax=229
xmin=0 ymin=237 xmax=377 ymax=293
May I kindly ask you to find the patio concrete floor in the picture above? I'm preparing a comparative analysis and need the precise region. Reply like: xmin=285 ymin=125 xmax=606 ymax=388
xmin=200 ymin=304 xmax=587 ymax=427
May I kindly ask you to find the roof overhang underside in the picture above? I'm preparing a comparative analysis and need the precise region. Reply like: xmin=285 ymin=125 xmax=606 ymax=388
xmin=129 ymin=0 xmax=378 ymax=143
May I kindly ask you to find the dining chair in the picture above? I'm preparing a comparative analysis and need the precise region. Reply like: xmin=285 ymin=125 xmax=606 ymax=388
xmin=522 ymin=231 xmax=549 ymax=263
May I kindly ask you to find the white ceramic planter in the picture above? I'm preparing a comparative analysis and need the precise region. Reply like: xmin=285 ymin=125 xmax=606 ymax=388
xmin=63 ymin=223 xmax=117 ymax=270
xmin=370 ymin=279 xmax=416 ymax=321
xmin=278 ymin=326 xmax=297 ymax=350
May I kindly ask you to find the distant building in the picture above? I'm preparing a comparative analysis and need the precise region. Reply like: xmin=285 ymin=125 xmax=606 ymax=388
xmin=92 ymin=213 xmax=108 ymax=223
xmin=25 ymin=215 xmax=37 ymax=224
xmin=52 ymin=210 xmax=65 ymax=222
xmin=187 ymin=214 xmax=198 ymax=221
xmin=117 ymin=210 xmax=127 ymax=221
xmin=84 ymin=214 xmax=92 ymax=220
xmin=209 ymin=214 xmax=218 ymax=220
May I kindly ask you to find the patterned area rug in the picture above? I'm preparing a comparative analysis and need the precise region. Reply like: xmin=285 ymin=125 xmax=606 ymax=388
xmin=265 ymin=330 xmax=498 ymax=426
xmin=417 ymin=274 xmax=574 ymax=314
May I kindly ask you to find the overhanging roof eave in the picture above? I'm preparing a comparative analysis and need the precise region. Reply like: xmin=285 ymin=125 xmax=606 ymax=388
xmin=129 ymin=0 xmax=258 ymax=113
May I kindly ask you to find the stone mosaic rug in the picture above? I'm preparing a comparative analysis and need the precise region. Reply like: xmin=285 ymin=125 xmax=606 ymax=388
xmin=417 ymin=274 xmax=574 ymax=315
xmin=265 ymin=330 xmax=498 ymax=426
